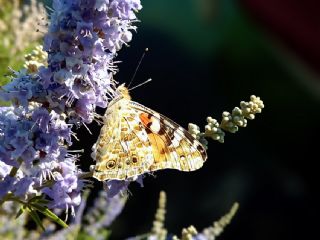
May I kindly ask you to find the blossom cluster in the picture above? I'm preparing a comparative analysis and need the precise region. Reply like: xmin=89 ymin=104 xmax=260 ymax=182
xmin=0 ymin=105 xmax=75 ymax=202
xmin=0 ymin=0 xmax=142 ymax=214
xmin=1 ymin=0 xmax=142 ymax=123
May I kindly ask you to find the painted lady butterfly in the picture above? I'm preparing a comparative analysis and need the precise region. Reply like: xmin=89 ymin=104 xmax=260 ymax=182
xmin=92 ymin=84 xmax=207 ymax=181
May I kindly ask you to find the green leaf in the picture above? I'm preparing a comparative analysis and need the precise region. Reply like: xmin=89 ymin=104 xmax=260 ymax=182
xmin=76 ymin=232 xmax=96 ymax=240
xmin=29 ymin=195 xmax=45 ymax=202
xmin=15 ymin=206 xmax=25 ymax=219
xmin=98 ymin=229 xmax=111 ymax=239
xmin=35 ymin=199 xmax=50 ymax=205
xmin=77 ymin=229 xmax=111 ymax=240
xmin=30 ymin=203 xmax=68 ymax=228
xmin=28 ymin=195 xmax=49 ymax=204
xmin=27 ymin=207 xmax=45 ymax=231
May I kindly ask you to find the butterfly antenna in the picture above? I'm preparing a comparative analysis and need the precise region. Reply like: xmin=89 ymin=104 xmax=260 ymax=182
xmin=128 ymin=48 xmax=149 ymax=88
xmin=129 ymin=78 xmax=152 ymax=91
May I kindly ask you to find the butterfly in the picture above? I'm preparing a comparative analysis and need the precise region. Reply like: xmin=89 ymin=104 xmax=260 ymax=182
xmin=92 ymin=84 xmax=207 ymax=181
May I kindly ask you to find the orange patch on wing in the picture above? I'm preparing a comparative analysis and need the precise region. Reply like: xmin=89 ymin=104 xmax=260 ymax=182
xmin=139 ymin=113 xmax=151 ymax=127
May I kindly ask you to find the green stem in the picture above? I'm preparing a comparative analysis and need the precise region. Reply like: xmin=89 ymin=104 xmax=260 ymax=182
xmin=9 ymin=166 xmax=19 ymax=177
xmin=9 ymin=158 xmax=22 ymax=177
xmin=0 ymin=193 xmax=14 ymax=207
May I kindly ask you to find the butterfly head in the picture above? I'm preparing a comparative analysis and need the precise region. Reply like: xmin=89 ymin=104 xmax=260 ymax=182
xmin=115 ymin=84 xmax=131 ymax=100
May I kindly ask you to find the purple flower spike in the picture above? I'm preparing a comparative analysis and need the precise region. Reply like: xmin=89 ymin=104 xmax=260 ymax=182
xmin=0 ymin=0 xmax=142 ymax=215
xmin=36 ymin=0 xmax=142 ymax=123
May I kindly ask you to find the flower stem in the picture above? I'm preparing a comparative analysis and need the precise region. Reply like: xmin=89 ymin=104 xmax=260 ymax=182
xmin=9 ymin=166 xmax=19 ymax=177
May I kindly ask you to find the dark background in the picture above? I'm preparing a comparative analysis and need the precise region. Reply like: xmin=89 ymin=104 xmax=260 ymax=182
xmin=44 ymin=0 xmax=320 ymax=239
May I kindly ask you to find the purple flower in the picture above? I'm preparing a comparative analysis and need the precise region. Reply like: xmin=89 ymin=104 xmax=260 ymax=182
xmin=95 ymin=0 xmax=109 ymax=11
xmin=75 ymin=96 xmax=95 ymax=123
xmin=20 ymin=146 xmax=37 ymax=166
xmin=0 ymin=161 xmax=11 ymax=179
xmin=0 ymin=176 xmax=15 ymax=199
xmin=103 ymin=176 xmax=144 ymax=198
xmin=76 ymin=22 xmax=96 ymax=49
xmin=53 ymin=69 xmax=74 ymax=85
xmin=109 ymin=0 xmax=142 ymax=19
xmin=13 ymin=177 xmax=37 ymax=198
xmin=10 ymin=135 xmax=32 ymax=159
xmin=32 ymin=107 xmax=51 ymax=132
xmin=0 ymin=74 xmax=37 ymax=107
xmin=43 ymin=160 xmax=83 ymax=213
xmin=103 ymin=180 xmax=130 ymax=198
xmin=38 ymin=66 xmax=53 ymax=89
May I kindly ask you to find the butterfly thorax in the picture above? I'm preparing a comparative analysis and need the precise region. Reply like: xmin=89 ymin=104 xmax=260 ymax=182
xmin=107 ymin=85 xmax=131 ymax=109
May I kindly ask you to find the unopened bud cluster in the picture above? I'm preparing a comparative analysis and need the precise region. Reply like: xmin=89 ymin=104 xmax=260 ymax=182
xmin=189 ymin=95 xmax=264 ymax=144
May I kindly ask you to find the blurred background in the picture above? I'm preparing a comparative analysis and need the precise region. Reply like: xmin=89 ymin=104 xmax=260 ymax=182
xmin=1 ymin=0 xmax=320 ymax=239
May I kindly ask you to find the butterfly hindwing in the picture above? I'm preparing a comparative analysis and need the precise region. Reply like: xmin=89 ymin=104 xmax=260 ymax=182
xmin=93 ymin=98 xmax=154 ymax=180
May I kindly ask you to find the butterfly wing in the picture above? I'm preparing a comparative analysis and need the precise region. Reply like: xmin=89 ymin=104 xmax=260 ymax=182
xmin=93 ymin=98 xmax=154 ymax=181
xmin=93 ymin=98 xmax=207 ymax=181
xmin=129 ymin=101 xmax=207 ymax=172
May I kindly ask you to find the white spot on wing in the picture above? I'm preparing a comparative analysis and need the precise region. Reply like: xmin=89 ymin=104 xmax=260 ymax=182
xmin=150 ymin=116 xmax=161 ymax=133
xmin=173 ymin=131 xmax=182 ymax=141
xmin=171 ymin=138 xmax=180 ymax=148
